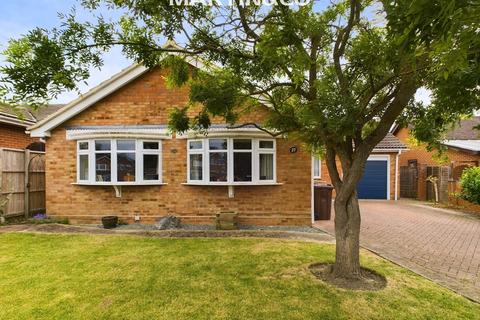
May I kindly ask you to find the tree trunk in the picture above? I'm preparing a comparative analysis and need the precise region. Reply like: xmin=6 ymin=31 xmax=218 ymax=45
xmin=332 ymin=185 xmax=362 ymax=278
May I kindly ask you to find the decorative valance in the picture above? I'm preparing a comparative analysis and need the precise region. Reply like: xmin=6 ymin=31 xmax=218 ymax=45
xmin=65 ymin=125 xmax=171 ymax=140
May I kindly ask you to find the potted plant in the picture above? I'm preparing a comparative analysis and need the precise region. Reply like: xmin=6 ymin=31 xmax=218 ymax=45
xmin=101 ymin=216 xmax=118 ymax=229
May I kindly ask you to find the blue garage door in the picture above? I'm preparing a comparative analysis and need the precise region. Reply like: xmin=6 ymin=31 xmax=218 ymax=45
xmin=357 ymin=160 xmax=388 ymax=199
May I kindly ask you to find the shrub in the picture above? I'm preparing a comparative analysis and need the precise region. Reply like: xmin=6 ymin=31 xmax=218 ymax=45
xmin=459 ymin=167 xmax=480 ymax=205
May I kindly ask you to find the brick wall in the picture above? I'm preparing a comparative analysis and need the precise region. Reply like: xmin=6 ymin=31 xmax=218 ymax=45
xmin=0 ymin=123 xmax=38 ymax=150
xmin=396 ymin=127 xmax=480 ymax=168
xmin=45 ymin=68 xmax=312 ymax=226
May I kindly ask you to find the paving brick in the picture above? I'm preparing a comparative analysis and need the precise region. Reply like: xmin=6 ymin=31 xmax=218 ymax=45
xmin=315 ymin=200 xmax=480 ymax=302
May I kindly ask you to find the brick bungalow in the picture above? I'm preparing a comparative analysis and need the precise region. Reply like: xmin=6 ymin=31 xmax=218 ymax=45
xmin=28 ymin=60 xmax=406 ymax=226
xmin=393 ymin=117 xmax=480 ymax=200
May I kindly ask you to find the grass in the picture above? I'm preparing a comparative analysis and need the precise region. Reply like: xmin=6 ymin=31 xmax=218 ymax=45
xmin=0 ymin=233 xmax=478 ymax=320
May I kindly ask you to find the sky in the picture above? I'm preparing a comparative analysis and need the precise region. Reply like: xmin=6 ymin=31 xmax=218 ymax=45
xmin=0 ymin=0 xmax=131 ymax=103
xmin=0 ymin=0 xmax=431 ymax=105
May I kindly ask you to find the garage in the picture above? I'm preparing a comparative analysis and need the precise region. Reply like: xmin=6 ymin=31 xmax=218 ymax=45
xmin=357 ymin=156 xmax=389 ymax=199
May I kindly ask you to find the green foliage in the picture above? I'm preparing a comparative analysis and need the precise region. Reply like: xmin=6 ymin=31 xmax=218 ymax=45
xmin=460 ymin=167 xmax=480 ymax=205
xmin=161 ymin=55 xmax=191 ymax=88
xmin=168 ymin=107 xmax=190 ymax=134
xmin=1 ymin=0 xmax=478 ymax=149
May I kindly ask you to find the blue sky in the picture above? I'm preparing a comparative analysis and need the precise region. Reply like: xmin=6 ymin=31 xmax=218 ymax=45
xmin=0 ymin=0 xmax=431 ymax=105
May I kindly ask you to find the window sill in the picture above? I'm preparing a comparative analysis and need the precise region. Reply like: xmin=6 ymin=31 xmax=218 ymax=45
xmin=72 ymin=182 xmax=167 ymax=186
xmin=181 ymin=182 xmax=283 ymax=186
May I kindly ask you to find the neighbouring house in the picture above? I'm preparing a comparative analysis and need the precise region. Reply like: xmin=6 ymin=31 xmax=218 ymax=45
xmin=392 ymin=117 xmax=480 ymax=201
xmin=0 ymin=104 xmax=63 ymax=219
xmin=0 ymin=104 xmax=63 ymax=150
xmin=27 ymin=59 xmax=407 ymax=226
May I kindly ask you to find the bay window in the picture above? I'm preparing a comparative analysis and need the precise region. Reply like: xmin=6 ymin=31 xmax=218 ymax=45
xmin=187 ymin=138 xmax=276 ymax=184
xmin=76 ymin=139 xmax=162 ymax=185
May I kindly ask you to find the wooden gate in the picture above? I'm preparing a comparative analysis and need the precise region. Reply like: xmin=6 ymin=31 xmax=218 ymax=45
xmin=400 ymin=166 xmax=418 ymax=198
xmin=0 ymin=148 xmax=46 ymax=218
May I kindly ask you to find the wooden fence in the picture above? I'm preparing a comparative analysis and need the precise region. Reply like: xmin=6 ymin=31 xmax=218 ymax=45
xmin=0 ymin=148 xmax=45 ymax=218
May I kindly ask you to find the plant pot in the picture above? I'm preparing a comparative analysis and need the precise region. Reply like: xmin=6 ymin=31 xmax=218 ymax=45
xmin=101 ymin=216 xmax=118 ymax=229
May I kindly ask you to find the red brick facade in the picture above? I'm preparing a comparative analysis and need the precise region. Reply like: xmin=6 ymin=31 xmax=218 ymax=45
xmin=0 ymin=123 xmax=39 ymax=150
xmin=45 ymin=68 xmax=312 ymax=225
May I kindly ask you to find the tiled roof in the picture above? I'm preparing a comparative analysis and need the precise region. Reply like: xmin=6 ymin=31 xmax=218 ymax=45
xmin=0 ymin=104 xmax=65 ymax=127
xmin=29 ymin=104 xmax=65 ymax=121
xmin=0 ymin=106 xmax=36 ymax=122
xmin=373 ymin=132 xmax=408 ymax=151
xmin=445 ymin=117 xmax=480 ymax=140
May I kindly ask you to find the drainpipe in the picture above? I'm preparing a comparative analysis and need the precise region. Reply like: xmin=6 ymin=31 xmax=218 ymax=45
xmin=394 ymin=150 xmax=402 ymax=201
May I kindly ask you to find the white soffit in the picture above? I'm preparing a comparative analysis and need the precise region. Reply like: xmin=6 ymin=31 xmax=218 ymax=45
xmin=65 ymin=125 xmax=171 ymax=140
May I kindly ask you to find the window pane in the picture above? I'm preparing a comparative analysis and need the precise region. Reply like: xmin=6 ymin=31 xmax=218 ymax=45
xmin=95 ymin=153 xmax=111 ymax=182
xmin=143 ymin=141 xmax=159 ymax=150
xmin=143 ymin=154 xmax=159 ymax=181
xmin=209 ymin=139 xmax=227 ymax=150
xmin=117 ymin=153 xmax=136 ymax=182
xmin=234 ymin=152 xmax=252 ymax=181
xmin=259 ymin=140 xmax=274 ymax=149
xmin=314 ymin=158 xmax=320 ymax=177
xmin=95 ymin=140 xmax=111 ymax=151
xmin=78 ymin=142 xmax=89 ymax=150
xmin=189 ymin=154 xmax=203 ymax=180
xmin=209 ymin=152 xmax=227 ymax=181
xmin=233 ymin=139 xmax=251 ymax=150
xmin=260 ymin=153 xmax=274 ymax=180
xmin=79 ymin=154 xmax=89 ymax=180
xmin=189 ymin=140 xmax=203 ymax=150
xmin=117 ymin=140 xmax=135 ymax=150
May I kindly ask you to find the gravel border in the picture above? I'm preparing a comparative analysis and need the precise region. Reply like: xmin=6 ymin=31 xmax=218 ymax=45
xmin=111 ymin=223 xmax=323 ymax=233
xmin=0 ymin=223 xmax=334 ymax=243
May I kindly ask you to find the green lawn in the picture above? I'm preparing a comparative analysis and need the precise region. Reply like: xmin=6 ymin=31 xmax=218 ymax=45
xmin=0 ymin=233 xmax=478 ymax=320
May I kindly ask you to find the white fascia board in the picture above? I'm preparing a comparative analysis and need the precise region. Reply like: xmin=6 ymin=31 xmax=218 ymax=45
xmin=29 ymin=65 xmax=149 ymax=137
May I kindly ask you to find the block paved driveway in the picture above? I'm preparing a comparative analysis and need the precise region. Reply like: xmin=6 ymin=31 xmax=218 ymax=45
xmin=314 ymin=200 xmax=480 ymax=302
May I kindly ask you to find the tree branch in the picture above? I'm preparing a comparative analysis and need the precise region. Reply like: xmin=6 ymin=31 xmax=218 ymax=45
xmin=226 ymin=122 xmax=287 ymax=137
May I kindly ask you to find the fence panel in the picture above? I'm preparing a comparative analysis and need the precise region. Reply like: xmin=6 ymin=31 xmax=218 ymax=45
xmin=400 ymin=166 xmax=418 ymax=198
xmin=0 ymin=148 xmax=45 ymax=217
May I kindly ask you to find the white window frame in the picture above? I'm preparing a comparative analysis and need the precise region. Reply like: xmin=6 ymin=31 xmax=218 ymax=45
xmin=77 ymin=141 xmax=90 ymax=182
xmin=312 ymin=156 xmax=321 ymax=179
xmin=75 ymin=139 xmax=163 ymax=185
xmin=186 ymin=137 xmax=276 ymax=185
xmin=187 ymin=139 xmax=205 ymax=182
